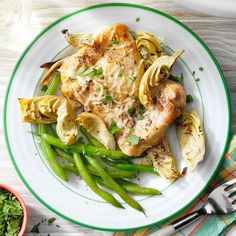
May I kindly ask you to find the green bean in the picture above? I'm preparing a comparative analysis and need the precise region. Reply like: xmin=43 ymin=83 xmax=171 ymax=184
xmin=55 ymin=149 xmax=137 ymax=178
xmin=94 ymin=176 xmax=161 ymax=195
xmin=87 ymin=165 xmax=137 ymax=179
xmin=116 ymin=179 xmax=161 ymax=195
xmin=85 ymin=155 xmax=145 ymax=214
xmin=61 ymin=164 xmax=137 ymax=179
xmin=50 ymin=123 xmax=58 ymax=137
xmin=37 ymin=74 xmax=67 ymax=181
xmin=38 ymin=124 xmax=68 ymax=181
xmin=42 ymin=134 xmax=129 ymax=159
xmin=80 ymin=126 xmax=104 ymax=147
xmin=73 ymin=153 xmax=123 ymax=208
xmin=45 ymin=73 xmax=61 ymax=95
xmin=61 ymin=164 xmax=80 ymax=175
xmin=54 ymin=148 xmax=74 ymax=164
xmin=104 ymin=159 xmax=158 ymax=175
xmin=80 ymin=127 xmax=132 ymax=164
xmin=55 ymin=150 xmax=137 ymax=178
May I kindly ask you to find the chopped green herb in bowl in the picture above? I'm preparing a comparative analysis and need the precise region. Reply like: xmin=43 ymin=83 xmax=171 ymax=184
xmin=0 ymin=184 xmax=27 ymax=236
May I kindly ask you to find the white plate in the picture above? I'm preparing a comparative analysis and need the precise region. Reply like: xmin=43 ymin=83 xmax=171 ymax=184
xmin=3 ymin=3 xmax=231 ymax=231
xmin=174 ymin=0 xmax=236 ymax=18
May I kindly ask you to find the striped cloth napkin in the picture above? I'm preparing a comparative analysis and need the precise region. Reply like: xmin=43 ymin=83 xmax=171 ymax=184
xmin=112 ymin=135 xmax=236 ymax=236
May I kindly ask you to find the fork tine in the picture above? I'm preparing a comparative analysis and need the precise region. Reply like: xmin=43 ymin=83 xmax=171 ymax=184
xmin=230 ymin=195 xmax=236 ymax=203
xmin=226 ymin=187 xmax=236 ymax=196
xmin=223 ymin=178 xmax=236 ymax=188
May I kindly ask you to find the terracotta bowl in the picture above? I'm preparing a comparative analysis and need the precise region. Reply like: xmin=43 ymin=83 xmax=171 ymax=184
xmin=0 ymin=183 xmax=28 ymax=236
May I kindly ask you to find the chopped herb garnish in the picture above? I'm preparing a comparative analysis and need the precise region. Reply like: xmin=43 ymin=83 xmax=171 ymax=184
xmin=82 ymin=67 xmax=94 ymax=76
xmin=136 ymin=17 xmax=140 ymax=22
xmin=48 ymin=217 xmax=56 ymax=225
xmin=127 ymin=134 xmax=140 ymax=145
xmin=128 ymin=108 xmax=136 ymax=115
xmin=41 ymin=85 xmax=48 ymax=92
xmin=102 ymin=95 xmax=114 ymax=104
xmin=199 ymin=67 xmax=204 ymax=72
xmin=78 ymin=66 xmax=104 ymax=78
xmin=139 ymin=104 xmax=145 ymax=111
xmin=95 ymin=87 xmax=101 ymax=92
xmin=195 ymin=78 xmax=200 ymax=82
xmin=130 ymin=76 xmax=137 ymax=81
xmin=137 ymin=114 xmax=144 ymax=120
xmin=108 ymin=120 xmax=120 ymax=134
xmin=0 ymin=188 xmax=23 ymax=235
xmin=118 ymin=68 xmax=123 ymax=77
xmin=30 ymin=222 xmax=40 ymax=233
xmin=94 ymin=67 xmax=103 ymax=76
xmin=186 ymin=94 xmax=194 ymax=103
xmin=192 ymin=71 xmax=195 ymax=76
xmin=169 ymin=73 xmax=184 ymax=85
xmin=56 ymin=224 xmax=60 ymax=228
xmin=110 ymin=39 xmax=120 ymax=45
xmin=77 ymin=65 xmax=88 ymax=75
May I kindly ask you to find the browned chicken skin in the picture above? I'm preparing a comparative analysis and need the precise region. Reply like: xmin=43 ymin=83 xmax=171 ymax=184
xmin=41 ymin=23 xmax=186 ymax=156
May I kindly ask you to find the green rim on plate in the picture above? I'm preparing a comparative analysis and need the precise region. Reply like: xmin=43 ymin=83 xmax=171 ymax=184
xmin=3 ymin=3 xmax=232 ymax=232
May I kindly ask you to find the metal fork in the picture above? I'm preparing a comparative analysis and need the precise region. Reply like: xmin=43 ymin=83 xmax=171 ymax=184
xmin=153 ymin=178 xmax=236 ymax=236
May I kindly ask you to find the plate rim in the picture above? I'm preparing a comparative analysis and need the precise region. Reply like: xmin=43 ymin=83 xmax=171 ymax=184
xmin=3 ymin=2 xmax=232 ymax=232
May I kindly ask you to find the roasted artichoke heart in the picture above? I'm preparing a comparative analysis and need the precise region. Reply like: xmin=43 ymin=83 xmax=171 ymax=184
xmin=176 ymin=109 xmax=205 ymax=171
xmin=136 ymin=31 xmax=163 ymax=69
xmin=18 ymin=96 xmax=64 ymax=123
xmin=63 ymin=30 xmax=95 ymax=48
xmin=18 ymin=95 xmax=78 ymax=144
xmin=147 ymin=136 xmax=180 ymax=182
xmin=139 ymin=50 xmax=184 ymax=107
xmin=56 ymin=100 xmax=78 ymax=144
xmin=77 ymin=112 xmax=116 ymax=150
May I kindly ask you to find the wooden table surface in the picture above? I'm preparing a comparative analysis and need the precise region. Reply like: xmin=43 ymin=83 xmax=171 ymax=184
xmin=0 ymin=0 xmax=235 ymax=235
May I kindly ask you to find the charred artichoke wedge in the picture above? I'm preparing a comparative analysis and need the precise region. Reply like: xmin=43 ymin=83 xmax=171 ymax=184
xmin=18 ymin=96 xmax=65 ymax=123
xmin=63 ymin=30 xmax=95 ymax=48
xmin=18 ymin=95 xmax=78 ymax=144
xmin=56 ymin=100 xmax=78 ymax=145
xmin=147 ymin=136 xmax=180 ymax=182
xmin=76 ymin=112 xmax=116 ymax=150
xmin=176 ymin=109 xmax=205 ymax=172
xmin=136 ymin=32 xmax=163 ymax=70
xmin=139 ymin=50 xmax=184 ymax=107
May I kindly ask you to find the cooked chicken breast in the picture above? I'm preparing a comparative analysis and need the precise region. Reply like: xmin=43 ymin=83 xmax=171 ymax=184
xmin=117 ymin=79 xmax=186 ymax=156
xmin=40 ymin=23 xmax=186 ymax=156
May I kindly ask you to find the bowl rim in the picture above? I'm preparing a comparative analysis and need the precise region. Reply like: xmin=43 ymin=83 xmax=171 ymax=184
xmin=0 ymin=183 xmax=28 ymax=236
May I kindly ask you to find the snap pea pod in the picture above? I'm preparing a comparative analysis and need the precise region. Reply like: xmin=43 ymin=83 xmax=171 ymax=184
xmin=94 ymin=176 xmax=161 ymax=195
xmin=80 ymin=126 xmax=105 ymax=147
xmin=42 ymin=134 xmax=129 ymax=159
xmin=61 ymin=164 xmax=137 ymax=179
xmin=73 ymin=153 xmax=123 ymax=208
xmin=85 ymin=155 xmax=145 ymax=214
xmin=38 ymin=124 xmax=67 ymax=181
xmin=104 ymin=159 xmax=158 ymax=175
